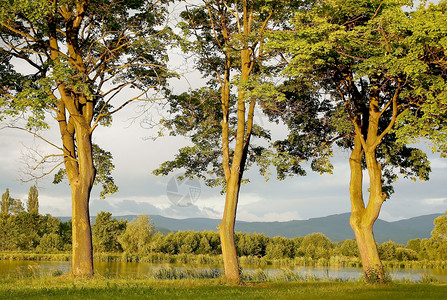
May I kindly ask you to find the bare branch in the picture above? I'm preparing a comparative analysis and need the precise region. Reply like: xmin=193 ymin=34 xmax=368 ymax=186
xmin=3 ymin=126 xmax=63 ymax=151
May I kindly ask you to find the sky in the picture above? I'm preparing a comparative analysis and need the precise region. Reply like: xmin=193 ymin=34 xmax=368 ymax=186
xmin=0 ymin=1 xmax=446 ymax=223
xmin=1 ymin=92 xmax=446 ymax=223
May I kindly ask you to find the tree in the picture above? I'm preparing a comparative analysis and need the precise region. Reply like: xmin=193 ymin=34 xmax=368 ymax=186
xmin=378 ymin=241 xmax=399 ymax=261
xmin=37 ymin=233 xmax=64 ymax=253
xmin=92 ymin=211 xmax=126 ymax=253
xmin=118 ymin=215 xmax=155 ymax=254
xmin=0 ymin=214 xmax=20 ymax=250
xmin=428 ymin=211 xmax=447 ymax=261
xmin=59 ymin=219 xmax=73 ymax=251
xmin=1 ymin=188 xmax=11 ymax=215
xmin=179 ymin=231 xmax=199 ymax=254
xmin=27 ymin=185 xmax=38 ymax=215
xmin=197 ymin=235 xmax=213 ymax=255
xmin=339 ymin=239 xmax=360 ymax=258
xmin=265 ymin=236 xmax=293 ymax=259
xmin=272 ymin=0 xmax=437 ymax=283
xmin=154 ymin=0 xmax=301 ymax=283
xmin=299 ymin=233 xmax=333 ymax=260
xmin=9 ymin=198 xmax=25 ymax=215
xmin=393 ymin=1 xmax=447 ymax=155
xmin=0 ymin=0 xmax=169 ymax=276
xmin=406 ymin=238 xmax=421 ymax=254
xmin=2 ymin=188 xmax=25 ymax=215
xmin=431 ymin=211 xmax=447 ymax=241
xmin=0 ymin=210 xmax=62 ymax=251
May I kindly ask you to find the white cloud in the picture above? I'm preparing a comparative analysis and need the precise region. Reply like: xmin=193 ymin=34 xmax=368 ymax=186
xmin=236 ymin=211 xmax=264 ymax=222
xmin=378 ymin=210 xmax=406 ymax=222
xmin=236 ymin=210 xmax=302 ymax=222
xmin=39 ymin=193 xmax=72 ymax=216
xmin=262 ymin=211 xmax=303 ymax=222
xmin=430 ymin=158 xmax=447 ymax=169
xmin=423 ymin=198 xmax=447 ymax=206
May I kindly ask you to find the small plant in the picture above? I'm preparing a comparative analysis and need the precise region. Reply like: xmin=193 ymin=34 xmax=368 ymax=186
xmin=241 ymin=269 xmax=268 ymax=282
xmin=419 ymin=273 xmax=439 ymax=284
xmin=14 ymin=264 xmax=42 ymax=279
xmin=52 ymin=270 xmax=64 ymax=277
xmin=150 ymin=267 xmax=221 ymax=280
xmin=275 ymin=268 xmax=305 ymax=282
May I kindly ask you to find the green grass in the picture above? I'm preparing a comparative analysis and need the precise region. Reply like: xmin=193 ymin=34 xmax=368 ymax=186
xmin=0 ymin=276 xmax=446 ymax=300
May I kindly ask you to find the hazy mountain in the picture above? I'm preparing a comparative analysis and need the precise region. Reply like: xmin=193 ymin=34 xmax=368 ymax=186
xmin=59 ymin=213 xmax=441 ymax=244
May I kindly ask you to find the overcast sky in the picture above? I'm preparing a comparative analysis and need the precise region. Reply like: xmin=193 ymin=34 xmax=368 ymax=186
xmin=0 ymin=1 xmax=445 ymax=223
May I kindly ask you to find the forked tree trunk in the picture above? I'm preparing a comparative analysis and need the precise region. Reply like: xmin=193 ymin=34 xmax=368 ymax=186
xmin=349 ymin=134 xmax=386 ymax=283
xmin=64 ymin=122 xmax=96 ymax=277
xmin=219 ymin=173 xmax=242 ymax=283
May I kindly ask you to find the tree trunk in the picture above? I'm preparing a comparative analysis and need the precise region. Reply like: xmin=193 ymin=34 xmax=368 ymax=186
xmin=350 ymin=211 xmax=386 ymax=284
xmin=349 ymin=133 xmax=386 ymax=283
xmin=350 ymin=215 xmax=385 ymax=283
xmin=219 ymin=173 xmax=242 ymax=283
xmin=64 ymin=122 xmax=96 ymax=277
xmin=71 ymin=176 xmax=94 ymax=276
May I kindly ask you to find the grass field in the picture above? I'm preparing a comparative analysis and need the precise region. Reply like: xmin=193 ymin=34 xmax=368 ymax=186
xmin=0 ymin=276 xmax=446 ymax=300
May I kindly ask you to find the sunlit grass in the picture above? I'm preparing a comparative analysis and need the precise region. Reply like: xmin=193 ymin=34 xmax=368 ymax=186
xmin=0 ymin=272 xmax=446 ymax=300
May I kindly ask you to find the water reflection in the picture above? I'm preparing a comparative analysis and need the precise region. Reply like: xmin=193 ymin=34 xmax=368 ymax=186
xmin=0 ymin=260 xmax=446 ymax=283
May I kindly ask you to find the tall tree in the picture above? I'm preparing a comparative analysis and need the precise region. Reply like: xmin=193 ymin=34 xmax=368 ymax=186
xmin=154 ymin=0 xmax=301 ymax=282
xmin=27 ymin=185 xmax=39 ymax=215
xmin=1 ymin=188 xmax=11 ymax=215
xmin=270 ymin=0 xmax=437 ymax=282
xmin=0 ymin=0 xmax=169 ymax=276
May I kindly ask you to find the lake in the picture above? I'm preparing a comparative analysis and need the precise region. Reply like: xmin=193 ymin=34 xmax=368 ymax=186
xmin=1 ymin=260 xmax=446 ymax=282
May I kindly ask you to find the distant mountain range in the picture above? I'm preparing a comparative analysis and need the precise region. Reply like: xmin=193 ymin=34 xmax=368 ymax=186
xmin=59 ymin=212 xmax=442 ymax=244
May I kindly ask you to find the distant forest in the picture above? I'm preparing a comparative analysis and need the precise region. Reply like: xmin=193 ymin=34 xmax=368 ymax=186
xmin=1 ymin=207 xmax=446 ymax=263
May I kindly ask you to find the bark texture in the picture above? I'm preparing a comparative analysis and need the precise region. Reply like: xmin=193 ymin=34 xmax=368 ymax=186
xmin=219 ymin=173 xmax=242 ymax=282
xmin=68 ymin=125 xmax=95 ymax=276
xmin=348 ymin=95 xmax=392 ymax=283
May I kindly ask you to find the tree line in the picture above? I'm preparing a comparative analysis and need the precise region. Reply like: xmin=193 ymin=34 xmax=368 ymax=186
xmin=1 ymin=196 xmax=446 ymax=263
xmin=0 ymin=0 xmax=446 ymax=283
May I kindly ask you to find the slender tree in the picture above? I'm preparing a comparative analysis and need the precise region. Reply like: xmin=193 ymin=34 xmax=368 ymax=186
xmin=0 ymin=0 xmax=169 ymax=276
xmin=27 ymin=185 xmax=39 ymax=215
xmin=154 ymin=0 xmax=302 ymax=282
xmin=270 ymin=0 xmax=437 ymax=282
xmin=1 ymin=188 xmax=11 ymax=215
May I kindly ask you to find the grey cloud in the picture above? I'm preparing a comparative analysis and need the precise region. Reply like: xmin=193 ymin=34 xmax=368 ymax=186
xmin=162 ymin=203 xmax=222 ymax=219
xmin=89 ymin=199 xmax=117 ymax=215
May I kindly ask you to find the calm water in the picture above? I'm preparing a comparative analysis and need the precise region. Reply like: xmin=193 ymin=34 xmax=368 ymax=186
xmin=1 ymin=260 xmax=446 ymax=282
